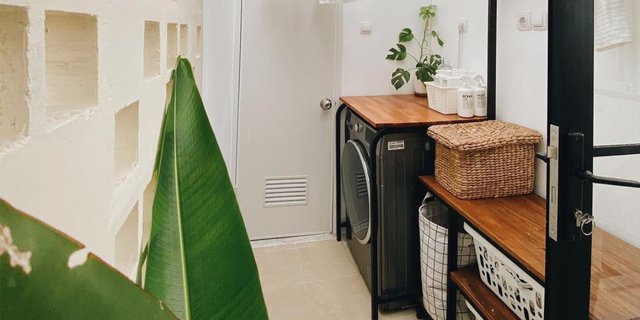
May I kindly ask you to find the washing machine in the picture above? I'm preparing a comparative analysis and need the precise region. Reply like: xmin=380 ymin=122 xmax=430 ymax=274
xmin=340 ymin=109 xmax=434 ymax=311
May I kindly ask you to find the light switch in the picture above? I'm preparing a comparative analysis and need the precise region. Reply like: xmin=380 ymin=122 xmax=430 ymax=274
xmin=360 ymin=21 xmax=372 ymax=35
xmin=517 ymin=13 xmax=531 ymax=31
xmin=532 ymin=12 xmax=547 ymax=31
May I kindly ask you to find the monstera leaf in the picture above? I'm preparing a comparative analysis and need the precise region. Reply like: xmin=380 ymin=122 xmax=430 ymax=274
xmin=143 ymin=57 xmax=268 ymax=320
xmin=391 ymin=68 xmax=411 ymax=90
xmin=0 ymin=199 xmax=178 ymax=320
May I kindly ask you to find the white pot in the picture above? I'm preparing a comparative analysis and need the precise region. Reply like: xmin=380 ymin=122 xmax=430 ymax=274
xmin=414 ymin=78 xmax=427 ymax=96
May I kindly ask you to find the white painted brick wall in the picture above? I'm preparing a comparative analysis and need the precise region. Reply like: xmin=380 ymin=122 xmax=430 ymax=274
xmin=0 ymin=0 xmax=203 ymax=278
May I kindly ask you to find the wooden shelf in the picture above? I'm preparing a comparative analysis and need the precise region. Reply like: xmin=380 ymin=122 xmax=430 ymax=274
xmin=420 ymin=175 xmax=640 ymax=320
xmin=339 ymin=95 xmax=486 ymax=129
xmin=451 ymin=266 xmax=519 ymax=320
xmin=420 ymin=175 xmax=546 ymax=281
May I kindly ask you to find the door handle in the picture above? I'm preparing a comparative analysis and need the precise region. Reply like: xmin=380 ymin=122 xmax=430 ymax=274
xmin=572 ymin=167 xmax=640 ymax=188
xmin=567 ymin=131 xmax=640 ymax=188
xmin=320 ymin=98 xmax=333 ymax=110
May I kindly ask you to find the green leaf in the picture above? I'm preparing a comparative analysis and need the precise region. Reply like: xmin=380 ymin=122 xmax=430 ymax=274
xmin=136 ymin=241 xmax=150 ymax=286
xmin=144 ymin=57 xmax=268 ymax=320
xmin=385 ymin=44 xmax=407 ymax=61
xmin=432 ymin=31 xmax=444 ymax=47
xmin=419 ymin=5 xmax=437 ymax=21
xmin=391 ymin=68 xmax=411 ymax=90
xmin=429 ymin=54 xmax=443 ymax=67
xmin=416 ymin=68 xmax=429 ymax=82
xmin=398 ymin=28 xmax=414 ymax=42
xmin=0 ymin=199 xmax=178 ymax=320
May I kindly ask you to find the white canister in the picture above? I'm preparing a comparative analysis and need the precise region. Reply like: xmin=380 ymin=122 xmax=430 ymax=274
xmin=457 ymin=87 xmax=475 ymax=118
xmin=473 ymin=87 xmax=487 ymax=117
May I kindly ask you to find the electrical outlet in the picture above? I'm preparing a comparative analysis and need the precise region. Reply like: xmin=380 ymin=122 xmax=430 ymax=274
xmin=458 ymin=19 xmax=468 ymax=33
xmin=360 ymin=21 xmax=372 ymax=35
xmin=517 ymin=13 xmax=531 ymax=31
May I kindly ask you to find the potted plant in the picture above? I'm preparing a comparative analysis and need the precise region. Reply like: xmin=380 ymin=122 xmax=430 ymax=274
xmin=386 ymin=5 xmax=444 ymax=96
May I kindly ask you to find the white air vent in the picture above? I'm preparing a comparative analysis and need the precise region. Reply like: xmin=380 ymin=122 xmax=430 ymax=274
xmin=264 ymin=176 xmax=308 ymax=208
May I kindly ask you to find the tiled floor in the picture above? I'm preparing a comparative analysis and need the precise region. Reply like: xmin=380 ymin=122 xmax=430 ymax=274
xmin=253 ymin=239 xmax=417 ymax=320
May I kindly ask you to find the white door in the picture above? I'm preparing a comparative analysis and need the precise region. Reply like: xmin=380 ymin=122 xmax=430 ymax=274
xmin=236 ymin=0 xmax=338 ymax=239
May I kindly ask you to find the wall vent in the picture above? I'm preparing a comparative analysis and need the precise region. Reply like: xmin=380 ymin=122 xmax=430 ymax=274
xmin=264 ymin=176 xmax=308 ymax=208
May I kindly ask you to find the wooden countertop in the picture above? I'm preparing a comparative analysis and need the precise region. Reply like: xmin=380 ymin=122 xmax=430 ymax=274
xmin=420 ymin=175 xmax=640 ymax=319
xmin=339 ymin=95 xmax=486 ymax=129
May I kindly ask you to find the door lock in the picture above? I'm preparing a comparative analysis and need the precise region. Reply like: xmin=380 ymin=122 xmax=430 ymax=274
xmin=574 ymin=209 xmax=594 ymax=237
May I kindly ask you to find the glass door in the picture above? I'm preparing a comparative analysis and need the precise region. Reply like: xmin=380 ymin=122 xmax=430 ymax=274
xmin=547 ymin=0 xmax=640 ymax=319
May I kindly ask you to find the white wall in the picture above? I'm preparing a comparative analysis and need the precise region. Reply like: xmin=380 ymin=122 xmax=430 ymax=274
xmin=432 ymin=0 xmax=548 ymax=197
xmin=341 ymin=0 xmax=428 ymax=96
xmin=0 ymin=0 xmax=202 ymax=278
xmin=202 ymin=0 xmax=241 ymax=185
xmin=495 ymin=0 xmax=548 ymax=197
xmin=431 ymin=0 xmax=488 ymax=77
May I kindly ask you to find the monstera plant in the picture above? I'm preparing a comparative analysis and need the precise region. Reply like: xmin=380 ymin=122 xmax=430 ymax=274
xmin=386 ymin=5 xmax=444 ymax=95
xmin=0 ymin=57 xmax=267 ymax=320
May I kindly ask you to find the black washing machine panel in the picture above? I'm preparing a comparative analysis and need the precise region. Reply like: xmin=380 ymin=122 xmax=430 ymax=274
xmin=341 ymin=140 xmax=371 ymax=244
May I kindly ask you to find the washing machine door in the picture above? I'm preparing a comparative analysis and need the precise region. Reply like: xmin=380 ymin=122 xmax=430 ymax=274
xmin=341 ymin=140 xmax=371 ymax=244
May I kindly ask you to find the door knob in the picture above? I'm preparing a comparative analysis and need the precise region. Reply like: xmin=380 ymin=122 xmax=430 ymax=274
xmin=320 ymin=98 xmax=333 ymax=110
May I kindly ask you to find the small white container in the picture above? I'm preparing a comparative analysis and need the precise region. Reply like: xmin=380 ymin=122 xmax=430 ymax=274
xmin=473 ymin=87 xmax=487 ymax=117
xmin=457 ymin=87 xmax=475 ymax=118
xmin=426 ymin=82 xmax=460 ymax=115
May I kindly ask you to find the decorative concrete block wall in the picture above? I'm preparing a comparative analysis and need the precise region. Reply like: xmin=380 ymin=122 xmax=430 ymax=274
xmin=0 ymin=0 xmax=203 ymax=279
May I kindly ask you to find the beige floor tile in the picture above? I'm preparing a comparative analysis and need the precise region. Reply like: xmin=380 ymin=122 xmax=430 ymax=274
xmin=261 ymin=283 xmax=311 ymax=320
xmin=297 ymin=240 xmax=359 ymax=283
xmin=254 ymin=238 xmax=419 ymax=320
xmin=304 ymin=275 xmax=372 ymax=320
xmin=253 ymin=245 xmax=303 ymax=289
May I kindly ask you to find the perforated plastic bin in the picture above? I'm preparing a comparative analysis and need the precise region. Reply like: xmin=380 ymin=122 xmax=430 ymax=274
xmin=419 ymin=193 xmax=476 ymax=320
xmin=426 ymin=82 xmax=460 ymax=115
xmin=464 ymin=223 xmax=545 ymax=320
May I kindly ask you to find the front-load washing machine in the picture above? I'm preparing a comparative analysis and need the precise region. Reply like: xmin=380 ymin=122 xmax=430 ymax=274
xmin=340 ymin=109 xmax=434 ymax=311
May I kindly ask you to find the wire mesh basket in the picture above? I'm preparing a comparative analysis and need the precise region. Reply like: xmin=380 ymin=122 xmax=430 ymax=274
xmin=419 ymin=193 xmax=476 ymax=320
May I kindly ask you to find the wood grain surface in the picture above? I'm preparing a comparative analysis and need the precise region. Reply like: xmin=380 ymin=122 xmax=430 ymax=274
xmin=339 ymin=95 xmax=485 ymax=129
xmin=451 ymin=266 xmax=519 ymax=320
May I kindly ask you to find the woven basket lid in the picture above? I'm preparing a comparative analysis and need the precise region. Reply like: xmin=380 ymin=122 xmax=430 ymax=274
xmin=427 ymin=120 xmax=543 ymax=152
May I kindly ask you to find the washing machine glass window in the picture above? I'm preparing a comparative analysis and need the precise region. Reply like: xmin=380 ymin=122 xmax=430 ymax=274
xmin=341 ymin=140 xmax=372 ymax=244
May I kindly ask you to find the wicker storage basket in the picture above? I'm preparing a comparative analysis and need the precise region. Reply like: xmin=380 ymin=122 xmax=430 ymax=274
xmin=427 ymin=120 xmax=543 ymax=200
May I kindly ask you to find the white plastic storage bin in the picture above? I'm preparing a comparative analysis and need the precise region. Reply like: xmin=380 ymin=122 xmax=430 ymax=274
xmin=464 ymin=223 xmax=545 ymax=320
xmin=426 ymin=82 xmax=459 ymax=115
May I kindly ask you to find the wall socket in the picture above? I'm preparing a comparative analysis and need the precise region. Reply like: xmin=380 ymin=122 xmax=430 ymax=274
xmin=517 ymin=13 xmax=532 ymax=31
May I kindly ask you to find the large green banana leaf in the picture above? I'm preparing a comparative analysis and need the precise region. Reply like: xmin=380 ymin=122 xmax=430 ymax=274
xmin=144 ymin=58 xmax=268 ymax=320
xmin=0 ymin=199 xmax=178 ymax=320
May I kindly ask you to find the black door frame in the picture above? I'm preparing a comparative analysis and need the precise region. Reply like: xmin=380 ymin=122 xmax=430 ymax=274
xmin=547 ymin=0 xmax=640 ymax=318
xmin=546 ymin=1 xmax=594 ymax=319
